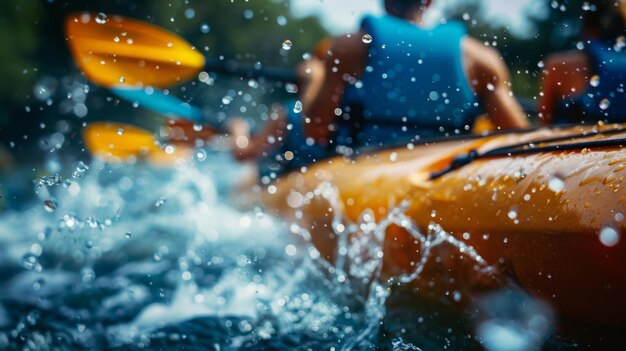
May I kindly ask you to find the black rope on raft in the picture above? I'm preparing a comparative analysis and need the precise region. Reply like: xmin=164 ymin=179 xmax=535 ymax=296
xmin=429 ymin=127 xmax=626 ymax=180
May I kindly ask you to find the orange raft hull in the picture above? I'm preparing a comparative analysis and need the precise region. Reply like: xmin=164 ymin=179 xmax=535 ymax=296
xmin=260 ymin=124 xmax=626 ymax=326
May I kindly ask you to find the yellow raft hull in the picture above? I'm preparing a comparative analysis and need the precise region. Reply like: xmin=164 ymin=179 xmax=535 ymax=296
xmin=261 ymin=124 xmax=626 ymax=326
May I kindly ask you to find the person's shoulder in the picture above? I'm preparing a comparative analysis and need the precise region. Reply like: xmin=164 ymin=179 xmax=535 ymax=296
xmin=462 ymin=37 xmax=502 ymax=65
xmin=462 ymin=36 xmax=508 ymax=79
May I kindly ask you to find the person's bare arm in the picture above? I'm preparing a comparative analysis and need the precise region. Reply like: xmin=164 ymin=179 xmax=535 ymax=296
xmin=231 ymin=58 xmax=326 ymax=161
xmin=463 ymin=38 xmax=530 ymax=129
xmin=305 ymin=34 xmax=367 ymax=144
xmin=298 ymin=58 xmax=326 ymax=108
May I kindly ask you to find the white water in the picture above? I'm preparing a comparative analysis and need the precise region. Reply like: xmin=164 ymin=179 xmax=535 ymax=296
xmin=0 ymin=151 xmax=553 ymax=350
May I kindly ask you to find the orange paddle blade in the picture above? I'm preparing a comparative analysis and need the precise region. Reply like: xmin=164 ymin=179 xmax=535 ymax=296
xmin=84 ymin=122 xmax=195 ymax=165
xmin=66 ymin=12 xmax=205 ymax=88
xmin=83 ymin=122 xmax=159 ymax=162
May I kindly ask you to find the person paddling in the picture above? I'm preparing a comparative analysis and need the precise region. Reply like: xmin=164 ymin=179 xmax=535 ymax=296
xmin=540 ymin=0 xmax=626 ymax=124
xmin=231 ymin=39 xmax=331 ymax=178
xmin=304 ymin=0 xmax=529 ymax=150
xmin=234 ymin=0 xmax=530 ymax=177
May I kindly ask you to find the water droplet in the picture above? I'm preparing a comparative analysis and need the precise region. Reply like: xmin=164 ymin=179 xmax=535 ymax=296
xmin=200 ymin=23 xmax=210 ymax=34
xmin=116 ymin=128 xmax=124 ymax=135
xmin=198 ymin=71 xmax=210 ymax=83
xmin=81 ymin=268 xmax=95 ymax=282
xmin=293 ymin=100 xmax=303 ymax=113
xmin=125 ymin=232 xmax=132 ymax=239
xmin=164 ymin=145 xmax=175 ymax=154
xmin=182 ymin=271 xmax=192 ymax=280
xmin=76 ymin=161 xmax=89 ymax=173
xmin=599 ymin=227 xmax=620 ymax=247
xmin=361 ymin=34 xmax=373 ymax=44
xmin=616 ymin=36 xmax=626 ymax=51
xmin=154 ymin=197 xmax=166 ymax=208
xmin=281 ymin=39 xmax=293 ymax=51
xmin=36 ymin=174 xmax=62 ymax=188
xmin=507 ymin=207 xmax=518 ymax=220
xmin=195 ymin=149 xmax=207 ymax=162
xmin=590 ymin=75 xmax=600 ymax=87
xmin=184 ymin=8 xmax=196 ymax=19
xmin=119 ymin=76 xmax=125 ymax=83
xmin=113 ymin=36 xmax=120 ymax=43
xmin=21 ymin=253 xmax=39 ymax=270
xmin=599 ymin=98 xmax=610 ymax=111
xmin=86 ymin=216 xmax=99 ymax=229
xmin=285 ymin=244 xmax=297 ymax=256
xmin=33 ymin=278 xmax=45 ymax=290
xmin=72 ymin=161 xmax=89 ymax=178
xmin=221 ymin=95 xmax=233 ymax=105
xmin=44 ymin=198 xmax=58 ymax=212
xmin=537 ymin=60 xmax=544 ymax=68
xmin=285 ymin=83 xmax=298 ymax=93
xmin=486 ymin=83 xmax=495 ymax=92
xmin=95 ymin=12 xmax=108 ymax=24
xmin=547 ymin=176 xmax=565 ymax=192
xmin=33 ymin=76 xmax=57 ymax=101
xmin=37 ymin=228 xmax=52 ymax=241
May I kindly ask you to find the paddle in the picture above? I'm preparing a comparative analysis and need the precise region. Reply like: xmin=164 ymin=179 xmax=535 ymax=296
xmin=65 ymin=12 xmax=297 ymax=88
xmin=65 ymin=12 xmax=208 ymax=122
xmin=66 ymin=12 xmax=205 ymax=88
xmin=65 ymin=12 xmax=297 ymax=128
xmin=112 ymin=87 xmax=204 ymax=122
xmin=83 ymin=122 xmax=193 ymax=165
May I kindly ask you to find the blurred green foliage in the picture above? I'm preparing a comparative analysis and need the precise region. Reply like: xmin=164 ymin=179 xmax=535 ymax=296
xmin=0 ymin=1 xmax=44 ymax=126
xmin=147 ymin=0 xmax=326 ymax=67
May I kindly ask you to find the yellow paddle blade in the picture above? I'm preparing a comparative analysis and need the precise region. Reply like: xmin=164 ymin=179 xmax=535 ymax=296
xmin=66 ymin=12 xmax=205 ymax=88
xmin=83 ymin=122 xmax=160 ymax=163
xmin=84 ymin=122 xmax=194 ymax=165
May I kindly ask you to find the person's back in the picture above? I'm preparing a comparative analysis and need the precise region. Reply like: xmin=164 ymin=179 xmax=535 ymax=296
xmin=540 ymin=0 xmax=626 ymax=124
xmin=339 ymin=15 xmax=479 ymax=146
xmin=305 ymin=0 xmax=529 ymax=146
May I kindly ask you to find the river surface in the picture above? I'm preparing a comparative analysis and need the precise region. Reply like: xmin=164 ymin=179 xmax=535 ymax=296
xmin=0 ymin=152 xmax=570 ymax=350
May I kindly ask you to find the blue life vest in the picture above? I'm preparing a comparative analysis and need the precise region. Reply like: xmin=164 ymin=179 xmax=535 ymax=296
xmin=339 ymin=15 xmax=479 ymax=147
xmin=556 ymin=39 xmax=626 ymax=123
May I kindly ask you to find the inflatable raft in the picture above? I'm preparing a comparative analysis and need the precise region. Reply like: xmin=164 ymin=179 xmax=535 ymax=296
xmin=83 ymin=121 xmax=626 ymax=327
xmin=257 ymin=123 xmax=626 ymax=327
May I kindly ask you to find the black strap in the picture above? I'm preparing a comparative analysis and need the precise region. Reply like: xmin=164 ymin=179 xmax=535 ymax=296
xmin=430 ymin=126 xmax=626 ymax=180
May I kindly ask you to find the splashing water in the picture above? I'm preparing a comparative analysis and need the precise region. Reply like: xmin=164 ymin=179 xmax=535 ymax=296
xmin=0 ymin=150 xmax=554 ymax=349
